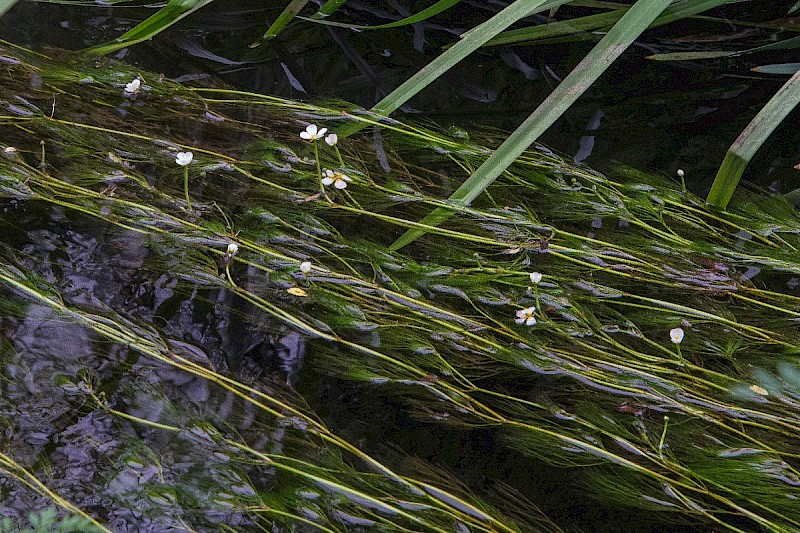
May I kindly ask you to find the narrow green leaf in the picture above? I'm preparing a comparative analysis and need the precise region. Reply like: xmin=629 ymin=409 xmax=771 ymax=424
xmin=751 ymin=63 xmax=800 ymax=75
xmin=706 ymin=67 xmax=800 ymax=209
xmin=313 ymin=0 xmax=348 ymax=19
xmin=305 ymin=0 xmax=463 ymax=30
xmin=390 ymin=0 xmax=674 ymax=250
xmin=648 ymin=35 xmax=800 ymax=61
xmin=0 ymin=0 xmax=20 ymax=18
xmin=334 ymin=0 xmax=567 ymax=139
xmin=481 ymin=10 xmax=625 ymax=47
xmin=483 ymin=0 xmax=744 ymax=47
xmin=647 ymin=50 xmax=736 ymax=61
xmin=263 ymin=0 xmax=310 ymax=40
xmin=370 ymin=0 xmax=564 ymax=117
xmin=85 ymin=0 xmax=214 ymax=55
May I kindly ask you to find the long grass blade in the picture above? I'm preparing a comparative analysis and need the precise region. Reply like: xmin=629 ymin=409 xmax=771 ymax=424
xmin=263 ymin=0 xmax=311 ymax=40
xmin=483 ymin=0 xmax=746 ymax=47
xmin=0 ymin=0 xmax=20 ymax=18
xmin=370 ymin=0 xmax=562 ymax=117
xmin=305 ymin=0 xmax=463 ymax=29
xmin=85 ymin=0 xmax=214 ymax=55
xmin=706 ymin=67 xmax=800 ymax=208
xmin=648 ymin=35 xmax=800 ymax=62
xmin=390 ymin=0 xmax=673 ymax=250
xmin=333 ymin=0 xmax=566 ymax=139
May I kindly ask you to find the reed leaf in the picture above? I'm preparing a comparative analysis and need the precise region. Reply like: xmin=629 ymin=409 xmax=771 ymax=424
xmin=85 ymin=0 xmax=215 ymax=55
xmin=706 ymin=67 xmax=800 ymax=209
xmin=0 ymin=0 xmax=20 ymax=18
xmin=305 ymin=0 xmax=463 ymax=29
xmin=390 ymin=0 xmax=673 ymax=250
xmin=262 ymin=0 xmax=311 ymax=40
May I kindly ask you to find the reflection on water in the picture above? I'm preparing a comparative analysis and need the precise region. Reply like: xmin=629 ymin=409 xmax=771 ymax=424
xmin=0 ymin=207 xmax=307 ymax=530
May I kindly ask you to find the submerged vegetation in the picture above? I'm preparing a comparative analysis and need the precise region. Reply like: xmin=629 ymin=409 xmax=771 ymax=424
xmin=8 ymin=0 xmax=799 ymax=218
xmin=1 ymin=37 xmax=800 ymax=531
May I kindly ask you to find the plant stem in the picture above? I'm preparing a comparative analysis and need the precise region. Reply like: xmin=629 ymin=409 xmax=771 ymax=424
xmin=183 ymin=166 xmax=191 ymax=211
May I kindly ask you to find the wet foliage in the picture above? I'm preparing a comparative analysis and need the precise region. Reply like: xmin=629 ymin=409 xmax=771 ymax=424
xmin=2 ymin=42 xmax=800 ymax=531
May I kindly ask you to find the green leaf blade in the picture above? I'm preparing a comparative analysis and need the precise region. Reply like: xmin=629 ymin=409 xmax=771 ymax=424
xmin=85 ymin=0 xmax=214 ymax=55
xmin=707 ymin=67 xmax=800 ymax=208
xmin=391 ymin=0 xmax=674 ymax=250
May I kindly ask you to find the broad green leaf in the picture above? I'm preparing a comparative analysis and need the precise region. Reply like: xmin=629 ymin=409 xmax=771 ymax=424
xmin=390 ymin=0 xmax=674 ymax=250
xmin=706 ymin=67 xmax=800 ymax=209
xmin=85 ymin=0 xmax=215 ymax=55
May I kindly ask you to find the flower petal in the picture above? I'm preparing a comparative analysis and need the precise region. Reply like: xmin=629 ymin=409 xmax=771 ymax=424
xmin=175 ymin=151 xmax=193 ymax=166
xmin=669 ymin=327 xmax=684 ymax=344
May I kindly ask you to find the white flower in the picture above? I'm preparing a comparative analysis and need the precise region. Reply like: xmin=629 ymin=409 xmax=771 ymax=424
xmin=124 ymin=78 xmax=141 ymax=95
xmin=515 ymin=306 xmax=537 ymax=326
xmin=226 ymin=243 xmax=239 ymax=256
xmin=676 ymin=169 xmax=685 ymax=178
xmin=299 ymin=261 xmax=312 ymax=274
xmin=529 ymin=272 xmax=542 ymax=284
xmin=175 ymin=151 xmax=193 ymax=166
xmin=670 ymin=327 xmax=684 ymax=344
xmin=322 ymin=169 xmax=352 ymax=190
xmin=300 ymin=124 xmax=327 ymax=141
xmin=324 ymin=133 xmax=338 ymax=146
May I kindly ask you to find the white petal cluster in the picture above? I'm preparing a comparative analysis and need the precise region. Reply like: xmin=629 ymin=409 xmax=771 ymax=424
xmin=322 ymin=169 xmax=352 ymax=189
xmin=515 ymin=306 xmax=537 ymax=326
xmin=670 ymin=327 xmax=684 ymax=344
xmin=300 ymin=124 xmax=327 ymax=140
xmin=175 ymin=151 xmax=193 ymax=166
xmin=124 ymin=78 xmax=141 ymax=96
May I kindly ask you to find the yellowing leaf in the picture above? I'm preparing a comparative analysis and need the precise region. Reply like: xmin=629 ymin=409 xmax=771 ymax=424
xmin=286 ymin=287 xmax=308 ymax=297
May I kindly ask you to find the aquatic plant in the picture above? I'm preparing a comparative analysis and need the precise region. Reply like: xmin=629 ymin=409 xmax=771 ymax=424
xmin=11 ymin=1 xmax=798 ymax=217
xmin=2 ymin=40 xmax=800 ymax=532
xmin=0 ymin=508 xmax=104 ymax=533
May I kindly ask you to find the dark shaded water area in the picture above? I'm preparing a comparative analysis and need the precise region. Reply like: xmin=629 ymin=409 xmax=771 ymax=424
xmin=2 ymin=2 xmax=800 ymax=532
